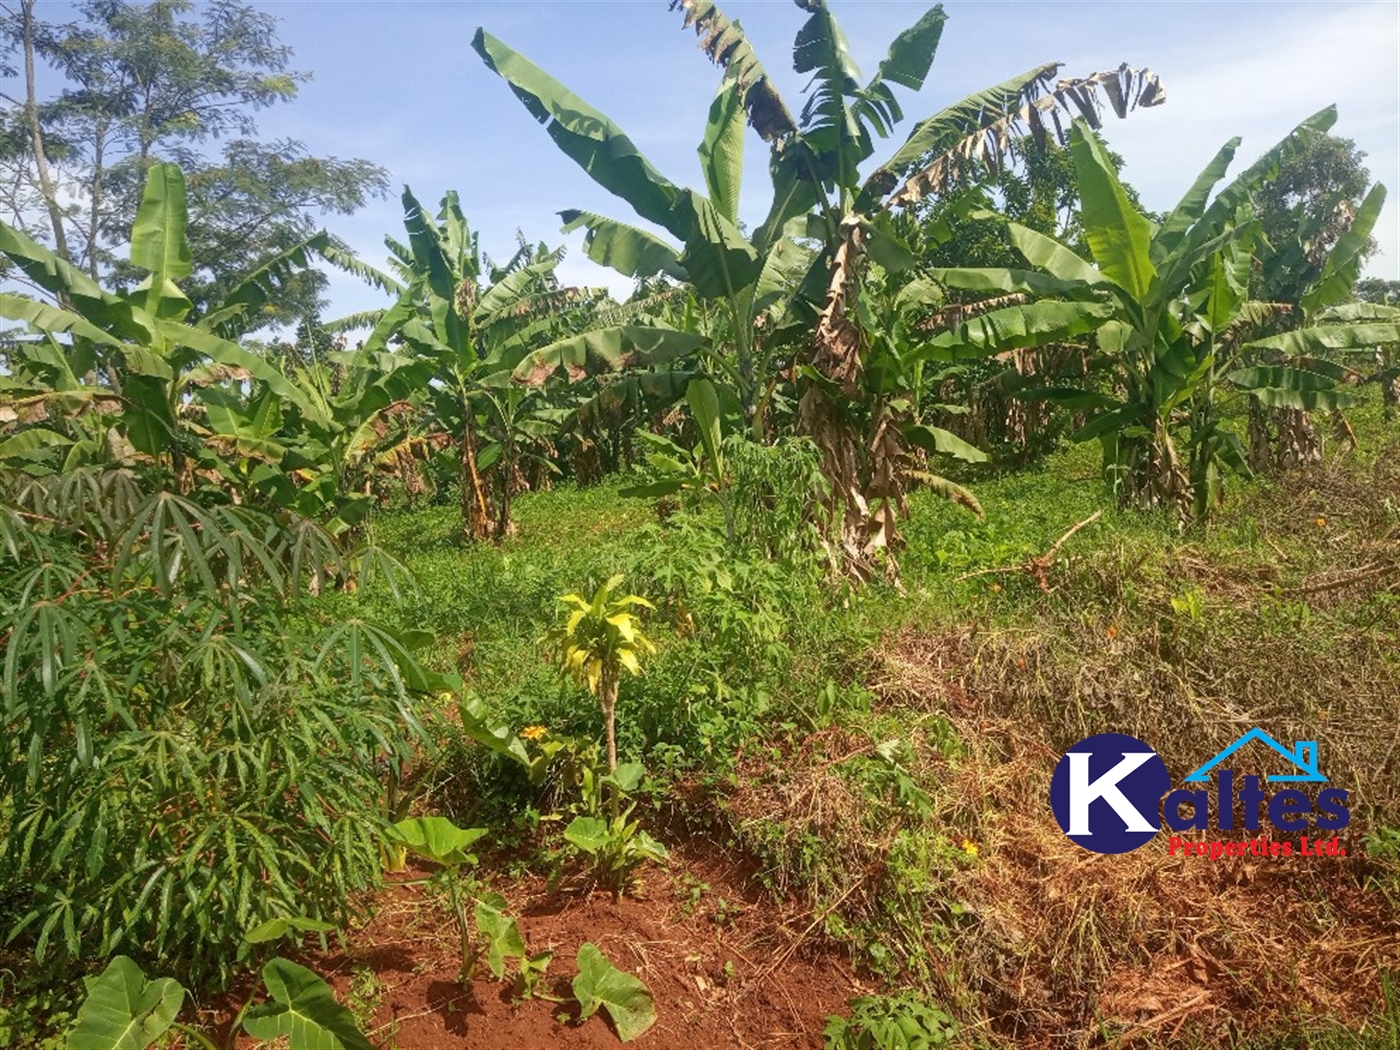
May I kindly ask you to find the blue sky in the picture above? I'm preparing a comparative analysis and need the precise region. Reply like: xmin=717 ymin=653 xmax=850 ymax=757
xmin=77 ymin=2 xmax=1400 ymax=317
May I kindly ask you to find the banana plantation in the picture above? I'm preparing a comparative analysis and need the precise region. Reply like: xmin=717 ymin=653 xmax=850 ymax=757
xmin=1 ymin=2 xmax=1398 ymax=1048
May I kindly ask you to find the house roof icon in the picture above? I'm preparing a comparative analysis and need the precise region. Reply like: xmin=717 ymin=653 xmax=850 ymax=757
xmin=1182 ymin=727 xmax=1327 ymax=784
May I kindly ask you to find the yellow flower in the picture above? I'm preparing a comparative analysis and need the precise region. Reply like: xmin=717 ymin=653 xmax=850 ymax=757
xmin=961 ymin=839 xmax=979 ymax=858
xmin=520 ymin=725 xmax=548 ymax=741
xmin=1316 ymin=517 xmax=1327 ymax=527
xmin=1105 ymin=625 xmax=1119 ymax=640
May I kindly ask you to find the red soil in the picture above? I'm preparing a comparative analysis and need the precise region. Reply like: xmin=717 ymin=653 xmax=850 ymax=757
xmin=215 ymin=842 xmax=862 ymax=1049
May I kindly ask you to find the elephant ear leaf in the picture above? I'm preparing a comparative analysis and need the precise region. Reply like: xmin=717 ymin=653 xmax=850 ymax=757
xmin=389 ymin=816 xmax=489 ymax=867
xmin=474 ymin=894 xmax=527 ymax=980
xmin=242 ymin=958 xmax=372 ymax=1050
xmin=65 ymin=956 xmax=184 ymax=1050
xmin=573 ymin=942 xmax=657 ymax=1043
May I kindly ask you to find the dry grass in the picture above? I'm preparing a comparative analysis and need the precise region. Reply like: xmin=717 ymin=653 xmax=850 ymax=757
xmin=712 ymin=443 xmax=1400 ymax=1046
xmin=861 ymin=622 xmax=1400 ymax=1046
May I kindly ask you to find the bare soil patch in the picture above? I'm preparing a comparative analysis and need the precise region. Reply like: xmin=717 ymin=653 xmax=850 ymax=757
xmin=203 ymin=842 xmax=860 ymax=1049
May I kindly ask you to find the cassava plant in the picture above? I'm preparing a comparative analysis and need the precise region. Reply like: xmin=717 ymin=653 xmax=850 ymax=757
xmin=0 ymin=468 xmax=433 ymax=987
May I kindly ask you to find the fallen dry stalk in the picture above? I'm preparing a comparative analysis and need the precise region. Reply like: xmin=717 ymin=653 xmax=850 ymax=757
xmin=955 ymin=510 xmax=1103 ymax=591
xmin=1289 ymin=558 xmax=1396 ymax=597
xmin=741 ymin=876 xmax=867 ymax=998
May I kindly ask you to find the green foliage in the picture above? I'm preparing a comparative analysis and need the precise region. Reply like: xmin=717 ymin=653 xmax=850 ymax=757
xmin=572 ymin=942 xmax=657 ymax=1043
xmin=931 ymin=110 xmax=1397 ymax=521
xmin=546 ymin=574 xmax=657 ymax=784
xmin=242 ymin=916 xmax=338 ymax=946
xmin=242 ymin=957 xmax=373 ymax=1050
xmin=824 ymin=992 xmax=956 ymax=1050
xmin=0 ymin=470 xmax=430 ymax=986
xmin=390 ymin=817 xmax=489 ymax=868
xmin=473 ymin=893 xmax=527 ymax=981
xmin=63 ymin=957 xmax=183 ymax=1050
xmin=515 ymin=949 xmax=557 ymax=1002
xmin=390 ymin=816 xmax=487 ymax=982
xmin=562 ymin=762 xmax=669 ymax=896
xmin=628 ymin=516 xmax=812 ymax=668
xmin=62 ymin=953 xmax=373 ymax=1050
xmin=7 ymin=0 xmax=388 ymax=325
xmin=725 ymin=433 xmax=832 ymax=563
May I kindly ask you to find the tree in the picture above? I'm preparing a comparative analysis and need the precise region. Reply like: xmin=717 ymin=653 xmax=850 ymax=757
xmin=547 ymin=575 xmax=657 ymax=792
xmin=475 ymin=0 xmax=1164 ymax=575
xmin=927 ymin=111 xmax=1398 ymax=522
xmin=0 ymin=161 xmax=328 ymax=493
xmin=351 ymin=187 xmax=701 ymax=543
xmin=1246 ymin=134 xmax=1384 ymax=468
xmin=0 ymin=0 xmax=387 ymax=325
xmin=1254 ymin=133 xmax=1375 ymax=280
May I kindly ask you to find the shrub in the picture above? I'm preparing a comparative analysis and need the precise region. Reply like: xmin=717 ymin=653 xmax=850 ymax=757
xmin=0 ymin=471 xmax=433 ymax=987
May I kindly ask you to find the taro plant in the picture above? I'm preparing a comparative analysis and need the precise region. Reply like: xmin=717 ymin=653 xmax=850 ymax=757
xmin=563 ymin=761 xmax=670 ymax=901
xmin=388 ymin=816 xmax=488 ymax=983
xmin=64 ymin=953 xmax=372 ymax=1050
xmin=573 ymin=942 xmax=657 ymax=1044
xmin=474 ymin=893 xmax=559 ymax=1002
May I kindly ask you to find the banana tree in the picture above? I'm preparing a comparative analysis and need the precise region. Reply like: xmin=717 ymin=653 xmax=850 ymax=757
xmin=474 ymin=29 xmax=809 ymax=437
xmin=353 ymin=188 xmax=702 ymax=542
xmin=926 ymin=108 xmax=1399 ymax=522
xmin=475 ymin=1 xmax=1164 ymax=572
xmin=1241 ymin=172 xmax=1388 ymax=468
xmin=258 ymin=344 xmax=434 ymax=532
xmin=0 ymin=162 xmax=321 ymax=491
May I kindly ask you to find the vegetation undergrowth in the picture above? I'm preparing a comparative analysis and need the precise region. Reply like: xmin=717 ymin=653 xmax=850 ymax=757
xmin=281 ymin=399 xmax=1397 ymax=1047
xmin=2 ymin=1 xmax=1398 ymax=1045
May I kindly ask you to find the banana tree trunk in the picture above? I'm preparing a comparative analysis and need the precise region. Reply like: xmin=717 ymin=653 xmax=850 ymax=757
xmin=1272 ymin=407 xmax=1322 ymax=468
xmin=459 ymin=417 xmax=493 ymax=544
xmin=1381 ymin=349 xmax=1399 ymax=422
xmin=1247 ymin=396 xmax=1273 ymax=473
xmin=797 ymin=217 xmax=905 ymax=580
xmin=1118 ymin=420 xmax=1192 ymax=527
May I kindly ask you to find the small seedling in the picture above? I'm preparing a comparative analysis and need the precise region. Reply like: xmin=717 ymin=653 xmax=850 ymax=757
xmin=564 ymin=761 xmax=669 ymax=900
xmin=516 ymin=950 xmax=558 ymax=1002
